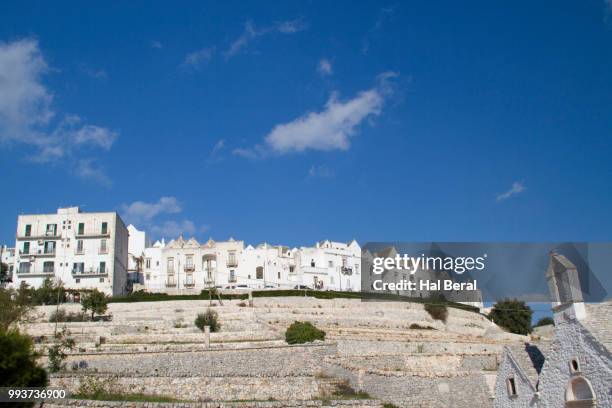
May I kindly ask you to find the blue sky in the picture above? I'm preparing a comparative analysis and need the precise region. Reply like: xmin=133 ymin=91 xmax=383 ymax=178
xmin=1 ymin=1 xmax=612 ymax=248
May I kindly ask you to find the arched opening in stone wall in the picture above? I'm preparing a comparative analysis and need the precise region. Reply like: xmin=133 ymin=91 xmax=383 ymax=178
xmin=565 ymin=376 xmax=596 ymax=407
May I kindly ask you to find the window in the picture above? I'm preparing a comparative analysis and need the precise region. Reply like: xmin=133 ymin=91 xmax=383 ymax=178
xmin=228 ymin=251 xmax=237 ymax=266
xmin=256 ymin=266 xmax=264 ymax=279
xmin=145 ymin=258 xmax=151 ymax=269
xmin=311 ymin=259 xmax=315 ymax=267
xmin=167 ymin=258 xmax=174 ymax=273
xmin=100 ymin=239 xmax=107 ymax=253
xmin=355 ymin=264 xmax=360 ymax=275
xmin=101 ymin=222 xmax=108 ymax=234
xmin=78 ymin=223 xmax=84 ymax=235
xmin=570 ymin=359 xmax=580 ymax=373
xmin=229 ymin=270 xmax=236 ymax=282
xmin=22 ymin=242 xmax=30 ymax=254
xmin=278 ymin=271 xmax=281 ymax=279
xmin=342 ymin=258 xmax=347 ymax=268
xmin=43 ymin=261 xmax=54 ymax=273
xmin=72 ymin=262 xmax=85 ymax=274
xmin=328 ymin=260 xmax=334 ymax=268
xmin=146 ymin=274 xmax=150 ymax=280
xmin=186 ymin=274 xmax=194 ymax=285
xmin=46 ymin=224 xmax=57 ymax=235
xmin=24 ymin=224 xmax=31 ymax=237
xmin=99 ymin=278 xmax=104 ymax=283
xmin=75 ymin=278 xmax=80 ymax=283
xmin=186 ymin=255 xmax=194 ymax=267
xmin=44 ymin=241 xmax=55 ymax=254
xmin=76 ymin=240 xmax=84 ymax=254
xmin=19 ymin=262 xmax=31 ymax=274
xmin=99 ymin=262 xmax=106 ymax=273
xmin=506 ymin=377 xmax=517 ymax=397
xmin=289 ymin=266 xmax=295 ymax=273
xmin=330 ymin=276 xmax=334 ymax=284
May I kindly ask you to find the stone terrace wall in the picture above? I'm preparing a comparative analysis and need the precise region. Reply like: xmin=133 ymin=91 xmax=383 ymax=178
xmin=43 ymin=399 xmax=383 ymax=408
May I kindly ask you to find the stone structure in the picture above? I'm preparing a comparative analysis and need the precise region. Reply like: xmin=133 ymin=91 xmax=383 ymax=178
xmin=494 ymin=253 xmax=612 ymax=407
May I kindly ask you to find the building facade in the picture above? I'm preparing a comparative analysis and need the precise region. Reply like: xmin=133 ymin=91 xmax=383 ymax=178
xmin=494 ymin=253 xmax=612 ymax=408
xmin=11 ymin=207 xmax=129 ymax=296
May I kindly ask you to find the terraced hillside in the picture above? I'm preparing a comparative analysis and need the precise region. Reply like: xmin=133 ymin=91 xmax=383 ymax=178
xmin=21 ymin=297 xmax=527 ymax=408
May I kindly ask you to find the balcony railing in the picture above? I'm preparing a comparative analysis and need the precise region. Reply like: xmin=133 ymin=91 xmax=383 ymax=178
xmin=227 ymin=259 xmax=238 ymax=267
xmin=20 ymin=249 xmax=55 ymax=257
xmin=75 ymin=230 xmax=110 ymax=238
xmin=17 ymin=232 xmax=61 ymax=240
xmin=72 ymin=267 xmax=107 ymax=276
xmin=98 ymin=247 xmax=109 ymax=254
xmin=184 ymin=281 xmax=195 ymax=287
xmin=75 ymin=248 xmax=85 ymax=255
xmin=17 ymin=269 xmax=54 ymax=276
xmin=228 ymin=277 xmax=237 ymax=283
xmin=184 ymin=265 xmax=195 ymax=272
xmin=341 ymin=267 xmax=353 ymax=276
xmin=166 ymin=278 xmax=177 ymax=287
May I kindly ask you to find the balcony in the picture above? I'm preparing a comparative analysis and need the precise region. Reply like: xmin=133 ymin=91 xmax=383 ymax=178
xmin=17 ymin=269 xmax=55 ymax=277
xmin=72 ymin=267 xmax=107 ymax=276
xmin=75 ymin=248 xmax=85 ymax=255
xmin=75 ymin=229 xmax=110 ymax=239
xmin=227 ymin=259 xmax=238 ymax=268
xmin=184 ymin=265 xmax=195 ymax=272
xmin=17 ymin=232 xmax=61 ymax=240
xmin=98 ymin=247 xmax=109 ymax=255
xmin=341 ymin=267 xmax=353 ymax=276
xmin=184 ymin=280 xmax=195 ymax=288
xmin=228 ymin=277 xmax=237 ymax=283
xmin=165 ymin=278 xmax=177 ymax=287
xmin=20 ymin=249 xmax=56 ymax=257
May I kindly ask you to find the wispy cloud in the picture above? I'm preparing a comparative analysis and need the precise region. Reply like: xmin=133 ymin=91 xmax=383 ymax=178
xmin=79 ymin=63 xmax=107 ymax=79
xmin=181 ymin=47 xmax=215 ymax=70
xmin=234 ymin=72 xmax=397 ymax=158
xmin=0 ymin=38 xmax=118 ymax=183
xmin=150 ymin=40 xmax=163 ymax=49
xmin=207 ymin=139 xmax=225 ymax=163
xmin=362 ymin=6 xmax=395 ymax=55
xmin=225 ymin=19 xmax=307 ymax=58
xmin=119 ymin=197 xmax=206 ymax=239
xmin=317 ymin=58 xmax=333 ymax=76
xmin=308 ymin=165 xmax=334 ymax=178
xmin=496 ymin=181 xmax=526 ymax=202
xmin=75 ymin=159 xmax=112 ymax=187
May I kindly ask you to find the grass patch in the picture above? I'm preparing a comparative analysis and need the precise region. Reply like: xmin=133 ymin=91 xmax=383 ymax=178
xmin=332 ymin=380 xmax=371 ymax=400
xmin=409 ymin=323 xmax=436 ymax=330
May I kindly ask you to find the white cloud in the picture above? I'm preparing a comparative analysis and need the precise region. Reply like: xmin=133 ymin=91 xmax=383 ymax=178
xmin=235 ymin=72 xmax=397 ymax=157
xmin=225 ymin=19 xmax=307 ymax=58
xmin=317 ymin=59 xmax=333 ymax=76
xmin=120 ymin=196 xmax=182 ymax=225
xmin=120 ymin=196 xmax=206 ymax=239
xmin=308 ymin=165 xmax=334 ymax=178
xmin=207 ymin=139 xmax=225 ymax=163
xmin=496 ymin=181 xmax=526 ymax=202
xmin=0 ymin=38 xmax=118 ymax=182
xmin=75 ymin=159 xmax=112 ymax=187
xmin=182 ymin=47 xmax=215 ymax=69
xmin=151 ymin=40 xmax=163 ymax=49
xmin=150 ymin=220 xmax=199 ymax=238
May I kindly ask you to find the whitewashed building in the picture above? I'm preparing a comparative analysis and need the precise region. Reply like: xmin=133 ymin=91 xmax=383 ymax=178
xmin=1 ymin=245 xmax=15 ymax=284
xmin=494 ymin=253 xmax=612 ymax=408
xmin=11 ymin=206 xmax=129 ymax=296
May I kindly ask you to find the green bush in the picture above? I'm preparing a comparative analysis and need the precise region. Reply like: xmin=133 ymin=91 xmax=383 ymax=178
xmin=285 ymin=321 xmax=326 ymax=344
xmin=533 ymin=316 xmax=554 ymax=328
xmin=0 ymin=329 xmax=48 ymax=397
xmin=424 ymin=303 xmax=448 ymax=322
xmin=0 ymin=287 xmax=33 ymax=331
xmin=489 ymin=298 xmax=533 ymax=335
xmin=31 ymin=278 xmax=66 ymax=305
xmin=409 ymin=323 xmax=436 ymax=330
xmin=194 ymin=309 xmax=220 ymax=332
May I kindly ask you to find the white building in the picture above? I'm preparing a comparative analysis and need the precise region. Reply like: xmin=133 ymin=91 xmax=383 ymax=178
xmin=1 ymin=245 xmax=15 ymax=284
xmin=12 ymin=206 xmax=129 ymax=296
xmin=297 ymin=240 xmax=361 ymax=291
xmin=494 ymin=253 xmax=611 ymax=408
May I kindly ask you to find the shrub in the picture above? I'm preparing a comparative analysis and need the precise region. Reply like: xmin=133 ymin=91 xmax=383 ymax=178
xmin=31 ymin=278 xmax=66 ymax=305
xmin=47 ymin=327 xmax=75 ymax=373
xmin=0 ymin=329 xmax=48 ymax=394
xmin=533 ymin=316 xmax=554 ymax=328
xmin=285 ymin=321 xmax=326 ymax=344
xmin=489 ymin=298 xmax=533 ymax=335
xmin=424 ymin=303 xmax=448 ymax=322
xmin=48 ymin=309 xmax=87 ymax=323
xmin=194 ymin=309 xmax=220 ymax=332
xmin=409 ymin=323 xmax=436 ymax=330
xmin=81 ymin=289 xmax=108 ymax=320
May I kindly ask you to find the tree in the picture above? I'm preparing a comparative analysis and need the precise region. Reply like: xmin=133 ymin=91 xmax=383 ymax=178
xmin=285 ymin=321 xmax=326 ymax=344
xmin=0 ymin=262 xmax=8 ymax=283
xmin=0 ymin=288 xmax=33 ymax=331
xmin=424 ymin=303 xmax=448 ymax=322
xmin=32 ymin=278 xmax=65 ymax=305
xmin=533 ymin=316 xmax=554 ymax=328
xmin=81 ymin=289 xmax=108 ymax=320
xmin=47 ymin=327 xmax=75 ymax=373
xmin=0 ymin=329 xmax=48 ymax=394
xmin=489 ymin=298 xmax=533 ymax=335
